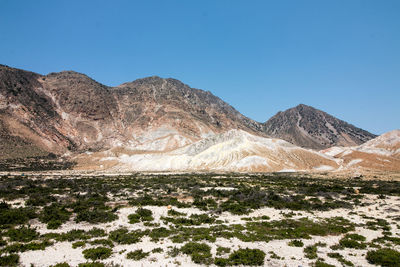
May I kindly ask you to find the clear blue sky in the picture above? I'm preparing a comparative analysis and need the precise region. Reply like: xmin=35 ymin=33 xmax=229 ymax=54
xmin=1 ymin=0 xmax=399 ymax=134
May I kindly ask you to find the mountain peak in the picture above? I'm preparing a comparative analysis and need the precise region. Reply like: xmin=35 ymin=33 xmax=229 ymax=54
xmin=264 ymin=104 xmax=376 ymax=149
xmin=294 ymin=103 xmax=314 ymax=110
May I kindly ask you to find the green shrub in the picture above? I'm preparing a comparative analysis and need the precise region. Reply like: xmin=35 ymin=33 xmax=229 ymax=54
xmin=40 ymin=203 xmax=71 ymax=229
xmin=327 ymin=252 xmax=354 ymax=266
xmin=220 ymin=201 xmax=250 ymax=215
xmin=215 ymin=257 xmax=230 ymax=266
xmin=180 ymin=242 xmax=212 ymax=264
xmin=167 ymin=246 xmax=180 ymax=257
xmin=149 ymin=227 xmax=171 ymax=241
xmin=314 ymin=260 xmax=335 ymax=267
xmin=82 ymin=247 xmax=112 ymax=260
xmin=6 ymin=226 xmax=39 ymax=242
xmin=304 ymin=245 xmax=318 ymax=259
xmin=75 ymin=209 xmax=118 ymax=224
xmin=216 ymin=246 xmax=231 ymax=255
xmin=50 ymin=263 xmax=71 ymax=267
xmin=168 ymin=209 xmax=186 ymax=216
xmin=128 ymin=208 xmax=153 ymax=223
xmin=151 ymin=247 xmax=163 ymax=253
xmin=2 ymin=240 xmax=53 ymax=253
xmin=0 ymin=254 xmax=19 ymax=266
xmin=72 ymin=241 xmax=86 ymax=249
xmin=57 ymin=229 xmax=90 ymax=242
xmin=228 ymin=248 xmax=266 ymax=266
xmin=89 ymin=239 xmax=114 ymax=247
xmin=366 ymin=248 xmax=400 ymax=267
xmin=339 ymin=234 xmax=367 ymax=249
xmin=78 ymin=263 xmax=105 ymax=267
xmin=0 ymin=207 xmax=36 ymax=226
xmin=126 ymin=249 xmax=150 ymax=260
xmin=109 ymin=228 xmax=147 ymax=244
xmin=26 ymin=194 xmax=56 ymax=206
xmin=47 ymin=220 xmax=63 ymax=229
xmin=162 ymin=213 xmax=215 ymax=226
xmin=288 ymin=239 xmax=304 ymax=247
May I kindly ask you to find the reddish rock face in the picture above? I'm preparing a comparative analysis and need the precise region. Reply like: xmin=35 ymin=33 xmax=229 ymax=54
xmin=0 ymin=65 xmax=377 ymax=161
xmin=0 ymin=65 xmax=265 ymax=158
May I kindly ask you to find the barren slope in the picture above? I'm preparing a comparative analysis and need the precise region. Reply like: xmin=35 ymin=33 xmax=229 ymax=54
xmin=75 ymin=130 xmax=339 ymax=172
xmin=321 ymin=130 xmax=400 ymax=171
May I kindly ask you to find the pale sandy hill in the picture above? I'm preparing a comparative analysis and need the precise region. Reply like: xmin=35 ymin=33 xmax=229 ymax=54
xmin=75 ymin=130 xmax=339 ymax=172
xmin=321 ymin=130 xmax=400 ymax=171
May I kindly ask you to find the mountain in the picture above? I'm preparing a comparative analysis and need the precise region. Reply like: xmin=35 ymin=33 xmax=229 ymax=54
xmin=1 ymin=64 xmax=382 ymax=173
xmin=75 ymin=129 xmax=339 ymax=172
xmin=263 ymin=104 xmax=377 ymax=150
xmin=0 ymin=64 xmax=264 ymax=159
xmin=321 ymin=130 xmax=400 ymax=171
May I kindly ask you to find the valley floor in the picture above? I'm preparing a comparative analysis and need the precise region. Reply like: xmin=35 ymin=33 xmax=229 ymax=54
xmin=0 ymin=172 xmax=399 ymax=267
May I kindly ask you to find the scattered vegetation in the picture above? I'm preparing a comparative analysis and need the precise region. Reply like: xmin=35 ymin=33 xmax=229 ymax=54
xmin=0 ymin=173 xmax=399 ymax=266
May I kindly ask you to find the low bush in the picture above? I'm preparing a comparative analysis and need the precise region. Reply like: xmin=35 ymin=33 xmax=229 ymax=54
xmin=78 ymin=262 xmax=105 ymax=267
xmin=72 ymin=241 xmax=86 ymax=249
xmin=151 ymin=247 xmax=163 ymax=253
xmin=216 ymin=246 xmax=231 ymax=255
xmin=304 ymin=245 xmax=318 ymax=259
xmin=128 ymin=208 xmax=153 ymax=223
xmin=75 ymin=209 xmax=118 ymax=224
xmin=162 ymin=213 xmax=215 ymax=226
xmin=214 ymin=257 xmax=230 ymax=266
xmin=109 ymin=228 xmax=147 ymax=244
xmin=2 ymin=240 xmax=53 ymax=253
xmin=82 ymin=246 xmax=112 ymax=261
xmin=6 ymin=226 xmax=39 ymax=242
xmin=40 ymin=203 xmax=71 ymax=229
xmin=180 ymin=242 xmax=212 ymax=264
xmin=0 ymin=254 xmax=19 ymax=266
xmin=168 ymin=209 xmax=186 ymax=216
xmin=339 ymin=234 xmax=367 ymax=249
xmin=366 ymin=248 xmax=400 ymax=267
xmin=89 ymin=239 xmax=114 ymax=247
xmin=50 ymin=263 xmax=70 ymax=267
xmin=327 ymin=252 xmax=354 ymax=266
xmin=228 ymin=248 xmax=266 ymax=266
xmin=0 ymin=207 xmax=36 ymax=226
xmin=149 ymin=227 xmax=171 ymax=241
xmin=314 ymin=260 xmax=335 ymax=267
xmin=288 ymin=239 xmax=304 ymax=247
xmin=126 ymin=249 xmax=150 ymax=260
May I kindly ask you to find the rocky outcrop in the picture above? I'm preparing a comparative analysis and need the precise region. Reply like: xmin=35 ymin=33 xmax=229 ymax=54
xmin=263 ymin=104 xmax=376 ymax=149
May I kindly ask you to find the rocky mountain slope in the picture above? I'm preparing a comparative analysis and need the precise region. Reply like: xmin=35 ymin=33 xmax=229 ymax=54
xmin=1 ymin=64 xmax=386 ymax=173
xmin=0 ymin=65 xmax=264 ymax=158
xmin=264 ymin=104 xmax=377 ymax=150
